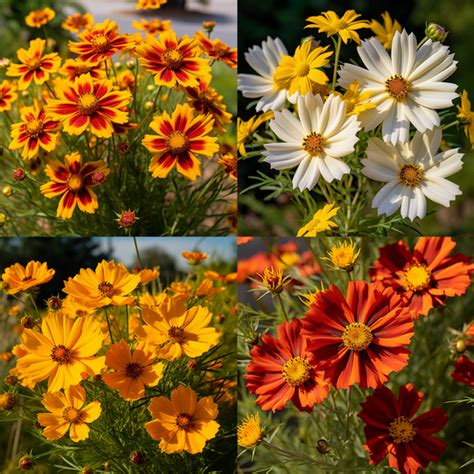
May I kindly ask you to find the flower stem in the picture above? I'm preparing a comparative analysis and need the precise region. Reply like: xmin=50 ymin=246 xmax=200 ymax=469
xmin=276 ymin=292 xmax=289 ymax=322
xmin=441 ymin=120 xmax=459 ymax=131
xmin=332 ymin=36 xmax=342 ymax=91
xmin=103 ymin=307 xmax=114 ymax=344
xmin=27 ymin=293 xmax=40 ymax=317
xmin=133 ymin=236 xmax=143 ymax=268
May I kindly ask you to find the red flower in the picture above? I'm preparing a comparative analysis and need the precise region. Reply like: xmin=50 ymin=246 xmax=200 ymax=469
xmin=359 ymin=384 xmax=448 ymax=474
xmin=302 ymin=281 xmax=414 ymax=389
xmin=451 ymin=355 xmax=474 ymax=387
xmin=245 ymin=319 xmax=328 ymax=412
xmin=370 ymin=237 xmax=474 ymax=317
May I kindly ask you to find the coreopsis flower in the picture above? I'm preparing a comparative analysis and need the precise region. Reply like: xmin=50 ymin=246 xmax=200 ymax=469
xmin=2 ymin=261 xmax=54 ymax=295
xmin=273 ymin=41 xmax=332 ymax=97
xmin=237 ymin=414 xmax=264 ymax=448
xmin=7 ymin=38 xmax=60 ymax=90
xmin=362 ymin=129 xmax=463 ymax=220
xmin=25 ymin=8 xmax=55 ymax=28
xmin=297 ymin=202 xmax=339 ymax=237
xmin=15 ymin=313 xmax=105 ymax=391
xmin=195 ymin=31 xmax=237 ymax=68
xmin=61 ymin=13 xmax=94 ymax=32
xmin=324 ymin=240 xmax=360 ymax=272
xmin=246 ymin=319 xmax=329 ymax=412
xmin=142 ymin=104 xmax=219 ymax=180
xmin=60 ymin=58 xmax=105 ymax=82
xmin=306 ymin=9 xmax=369 ymax=45
xmin=61 ymin=297 xmax=94 ymax=318
xmin=139 ymin=296 xmax=220 ymax=360
xmin=182 ymin=251 xmax=208 ymax=264
xmin=238 ymin=111 xmax=274 ymax=157
xmin=370 ymin=11 xmax=401 ymax=50
xmin=116 ymin=209 xmax=138 ymax=228
xmin=359 ymin=384 xmax=448 ymax=474
xmin=38 ymin=385 xmax=101 ymax=442
xmin=145 ymin=385 xmax=220 ymax=454
xmin=134 ymin=267 xmax=160 ymax=285
xmin=132 ymin=19 xmax=172 ymax=35
xmin=136 ymin=0 xmax=167 ymax=9
xmin=218 ymin=154 xmax=237 ymax=180
xmin=457 ymin=90 xmax=474 ymax=147
xmin=341 ymin=81 xmax=375 ymax=116
xmin=116 ymin=70 xmax=135 ymax=92
xmin=195 ymin=279 xmax=225 ymax=298
xmin=40 ymin=152 xmax=110 ymax=219
xmin=9 ymin=103 xmax=59 ymax=160
xmin=0 ymin=393 xmax=16 ymax=410
xmin=45 ymin=74 xmax=131 ymax=138
xmin=302 ymin=281 xmax=414 ymax=389
xmin=264 ymin=93 xmax=360 ymax=191
xmin=0 ymin=80 xmax=18 ymax=112
xmin=63 ymin=260 xmax=141 ymax=309
xmin=102 ymin=339 xmax=164 ymax=401
xmin=370 ymin=237 xmax=474 ymax=317
xmin=339 ymin=30 xmax=458 ymax=144
xmin=451 ymin=355 xmax=474 ymax=387
xmin=256 ymin=266 xmax=290 ymax=296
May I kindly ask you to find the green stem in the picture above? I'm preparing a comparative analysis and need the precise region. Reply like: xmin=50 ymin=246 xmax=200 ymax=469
xmin=133 ymin=236 xmax=143 ymax=268
xmin=332 ymin=36 xmax=342 ymax=91
xmin=103 ymin=307 xmax=114 ymax=344
xmin=27 ymin=293 xmax=40 ymax=317
xmin=276 ymin=292 xmax=289 ymax=322
xmin=441 ymin=120 xmax=459 ymax=131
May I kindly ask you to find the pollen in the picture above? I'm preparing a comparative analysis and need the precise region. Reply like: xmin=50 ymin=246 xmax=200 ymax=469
xmin=51 ymin=344 xmax=73 ymax=365
xmin=91 ymin=34 xmax=110 ymax=53
xmin=303 ymin=132 xmax=325 ymax=156
xmin=63 ymin=406 xmax=83 ymax=424
xmin=77 ymin=93 xmax=99 ymax=115
xmin=389 ymin=416 xmax=417 ymax=444
xmin=282 ymin=356 xmax=311 ymax=386
xmin=125 ymin=362 xmax=144 ymax=379
xmin=386 ymin=74 xmax=410 ymax=101
xmin=399 ymin=164 xmax=424 ymax=187
xmin=25 ymin=119 xmax=43 ymax=137
xmin=402 ymin=264 xmax=431 ymax=292
xmin=166 ymin=131 xmax=189 ymax=154
xmin=342 ymin=322 xmax=373 ymax=351
xmin=176 ymin=413 xmax=193 ymax=431
xmin=66 ymin=173 xmax=84 ymax=192
xmin=168 ymin=326 xmax=186 ymax=343
xmin=98 ymin=281 xmax=115 ymax=298
xmin=161 ymin=48 xmax=184 ymax=69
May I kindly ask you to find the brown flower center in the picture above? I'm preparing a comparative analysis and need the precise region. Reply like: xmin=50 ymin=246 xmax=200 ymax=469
xmin=198 ymin=89 xmax=217 ymax=105
xmin=51 ymin=345 xmax=73 ymax=365
xmin=385 ymin=75 xmax=410 ymax=101
xmin=77 ymin=93 xmax=99 ymax=115
xmin=166 ymin=131 xmax=189 ymax=154
xmin=389 ymin=416 xmax=417 ymax=444
xmin=125 ymin=362 xmax=144 ymax=379
xmin=168 ymin=326 xmax=185 ymax=343
xmin=66 ymin=173 xmax=84 ymax=192
xmin=399 ymin=164 xmax=424 ymax=187
xmin=74 ymin=63 xmax=91 ymax=75
xmin=21 ymin=276 xmax=33 ymax=282
xmin=161 ymin=48 xmax=184 ymax=69
xmin=27 ymin=57 xmax=42 ymax=71
xmin=176 ymin=413 xmax=194 ymax=431
xmin=63 ymin=406 xmax=83 ymax=424
xmin=25 ymin=119 xmax=43 ymax=137
xmin=91 ymin=34 xmax=110 ymax=53
xmin=303 ymin=132 xmax=325 ymax=156
xmin=98 ymin=281 xmax=115 ymax=298
xmin=402 ymin=264 xmax=431 ymax=292
xmin=342 ymin=322 xmax=373 ymax=351
xmin=282 ymin=356 xmax=311 ymax=386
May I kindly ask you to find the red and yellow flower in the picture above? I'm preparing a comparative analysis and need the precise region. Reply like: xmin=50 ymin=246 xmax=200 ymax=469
xmin=59 ymin=58 xmax=105 ymax=82
xmin=25 ymin=8 xmax=55 ymax=28
xmin=132 ymin=18 xmax=172 ymax=35
xmin=195 ymin=31 xmax=237 ymax=68
xmin=136 ymin=0 xmax=168 ymax=9
xmin=0 ymin=80 xmax=18 ymax=112
xmin=218 ymin=154 xmax=237 ymax=180
xmin=451 ymin=355 xmax=474 ymax=387
xmin=182 ymin=251 xmax=208 ymax=264
xmin=62 ymin=13 xmax=94 ymax=33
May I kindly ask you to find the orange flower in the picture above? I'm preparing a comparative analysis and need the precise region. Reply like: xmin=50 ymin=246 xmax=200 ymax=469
xmin=142 ymin=104 xmax=219 ymax=180
xmin=136 ymin=0 xmax=168 ymax=9
xmin=136 ymin=31 xmax=210 ymax=88
xmin=451 ymin=355 xmax=474 ymax=387
xmin=9 ymin=103 xmax=59 ymax=160
xmin=45 ymin=74 xmax=131 ymax=138
xmin=25 ymin=8 xmax=55 ymax=28
xmin=0 ymin=80 xmax=18 ymax=112
xmin=132 ymin=18 xmax=172 ymax=35
xmin=2 ymin=261 xmax=55 ymax=295
xmin=218 ymin=154 xmax=237 ymax=180
xmin=182 ymin=251 xmax=208 ymax=264
xmin=62 ymin=13 xmax=94 ymax=32
xmin=195 ymin=279 xmax=225 ymax=298
xmin=7 ymin=38 xmax=60 ymax=90
xmin=195 ymin=31 xmax=237 ymax=68
xmin=60 ymin=58 xmax=105 ymax=82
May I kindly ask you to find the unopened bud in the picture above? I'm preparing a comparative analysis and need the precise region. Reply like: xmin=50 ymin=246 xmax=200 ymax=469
xmin=12 ymin=168 xmax=26 ymax=181
xmin=0 ymin=392 xmax=16 ymax=410
xmin=92 ymin=171 xmax=107 ymax=185
xmin=116 ymin=210 xmax=138 ymax=228
xmin=4 ymin=375 xmax=18 ymax=386
xmin=130 ymin=450 xmax=145 ymax=465
xmin=0 ymin=213 xmax=6 ymax=226
xmin=0 ymin=58 xmax=10 ymax=68
xmin=2 ymin=185 xmax=13 ymax=197
xmin=202 ymin=21 xmax=216 ymax=34
xmin=80 ymin=467 xmax=94 ymax=474
xmin=21 ymin=316 xmax=35 ymax=329
xmin=316 ymin=439 xmax=330 ymax=454
xmin=146 ymin=84 xmax=155 ymax=92
xmin=118 ymin=142 xmax=130 ymax=155
xmin=47 ymin=296 xmax=62 ymax=311
xmin=126 ymin=60 xmax=135 ymax=70
xmin=144 ymin=100 xmax=154 ymax=111
xmin=18 ymin=455 xmax=33 ymax=470
xmin=455 ymin=339 xmax=466 ymax=353
xmin=187 ymin=359 xmax=199 ymax=370
xmin=114 ymin=61 xmax=123 ymax=70
xmin=425 ymin=23 xmax=448 ymax=43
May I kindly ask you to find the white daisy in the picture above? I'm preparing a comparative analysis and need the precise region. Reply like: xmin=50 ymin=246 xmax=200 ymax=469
xmin=362 ymin=128 xmax=463 ymax=220
xmin=263 ymin=93 xmax=360 ymax=191
xmin=238 ymin=37 xmax=293 ymax=112
xmin=338 ymin=30 xmax=458 ymax=144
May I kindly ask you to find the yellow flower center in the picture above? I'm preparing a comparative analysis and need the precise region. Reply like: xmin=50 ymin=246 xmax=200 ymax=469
xmin=74 ymin=64 xmax=91 ymax=75
xmin=27 ymin=57 xmax=42 ymax=71
xmin=125 ymin=362 xmax=144 ymax=379
xmin=51 ymin=345 xmax=73 ymax=365
xmin=295 ymin=62 xmax=310 ymax=77
xmin=282 ymin=356 xmax=311 ymax=386
xmin=342 ymin=322 xmax=373 ymax=351
xmin=399 ymin=164 xmax=424 ymax=187
xmin=98 ymin=281 xmax=115 ymax=298
xmin=402 ymin=264 xmax=431 ymax=292
xmin=303 ymin=132 xmax=325 ymax=156
xmin=77 ymin=93 xmax=99 ymax=115
xmin=91 ymin=34 xmax=110 ymax=53
xmin=334 ymin=20 xmax=349 ymax=31
xmin=63 ymin=407 xmax=83 ymax=424
xmin=166 ymin=131 xmax=189 ymax=154
xmin=168 ymin=326 xmax=185 ymax=343
xmin=176 ymin=413 xmax=193 ymax=431
xmin=66 ymin=173 xmax=84 ymax=192
xmin=161 ymin=48 xmax=184 ymax=69
xmin=25 ymin=119 xmax=43 ymax=137
xmin=389 ymin=416 xmax=417 ymax=444
xmin=385 ymin=75 xmax=410 ymax=101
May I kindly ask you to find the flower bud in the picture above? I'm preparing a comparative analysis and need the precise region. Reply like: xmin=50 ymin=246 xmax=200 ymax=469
xmin=0 ymin=213 xmax=6 ymax=227
xmin=455 ymin=339 xmax=466 ymax=353
xmin=92 ymin=171 xmax=107 ymax=185
xmin=2 ymin=185 xmax=13 ymax=197
xmin=316 ymin=439 xmax=330 ymax=454
xmin=18 ymin=455 xmax=33 ymax=470
xmin=80 ymin=467 xmax=94 ymax=474
xmin=103 ymin=461 xmax=112 ymax=471
xmin=47 ymin=296 xmax=62 ymax=311
xmin=202 ymin=21 xmax=216 ymax=34
xmin=118 ymin=142 xmax=130 ymax=155
xmin=12 ymin=168 xmax=26 ymax=181
xmin=0 ymin=58 xmax=10 ymax=68
xmin=126 ymin=60 xmax=135 ymax=70
xmin=116 ymin=210 xmax=138 ymax=228
xmin=144 ymin=100 xmax=154 ymax=111
xmin=114 ymin=61 xmax=123 ymax=70
xmin=0 ymin=392 xmax=16 ymax=410
xmin=4 ymin=375 xmax=18 ymax=386
xmin=21 ymin=316 xmax=35 ymax=329
xmin=130 ymin=450 xmax=145 ymax=465
xmin=146 ymin=84 xmax=155 ymax=92
xmin=425 ymin=23 xmax=448 ymax=43
xmin=187 ymin=359 xmax=199 ymax=370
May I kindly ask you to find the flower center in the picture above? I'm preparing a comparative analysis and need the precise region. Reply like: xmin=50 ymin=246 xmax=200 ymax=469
xmin=22 ymin=276 xmax=33 ymax=282
xmin=399 ymin=164 xmax=424 ymax=187
xmin=330 ymin=248 xmax=356 ymax=271
xmin=125 ymin=362 xmax=144 ymax=379
xmin=161 ymin=48 xmax=184 ymax=69
xmin=168 ymin=326 xmax=185 ymax=343
xmin=199 ymin=89 xmax=216 ymax=105
xmin=389 ymin=416 xmax=417 ymax=444
xmin=303 ymin=132 xmax=325 ymax=156
xmin=176 ymin=413 xmax=193 ymax=431
xmin=77 ymin=93 xmax=99 ymax=115
xmin=63 ymin=407 xmax=83 ymax=424
xmin=91 ymin=34 xmax=110 ymax=53
xmin=66 ymin=173 xmax=84 ymax=192
xmin=334 ymin=20 xmax=349 ymax=30
xmin=25 ymin=119 xmax=43 ymax=137
xmin=342 ymin=322 xmax=373 ymax=351
xmin=402 ymin=264 xmax=431 ymax=292
xmin=295 ymin=62 xmax=310 ymax=77
xmin=98 ymin=281 xmax=115 ymax=298
xmin=166 ymin=131 xmax=189 ymax=154
xmin=51 ymin=345 xmax=73 ymax=365
xmin=27 ymin=57 xmax=42 ymax=71
xmin=282 ymin=356 xmax=311 ymax=386
xmin=386 ymin=75 xmax=410 ymax=101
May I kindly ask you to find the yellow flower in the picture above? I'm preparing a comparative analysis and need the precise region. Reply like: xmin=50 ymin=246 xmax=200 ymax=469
xmin=182 ymin=251 xmax=208 ymax=264
xmin=136 ymin=0 xmax=167 ymax=9
xmin=369 ymin=11 xmax=402 ymax=50
xmin=25 ymin=8 xmax=55 ymax=28
xmin=238 ymin=111 xmax=274 ymax=157
xmin=238 ymin=414 xmax=264 ymax=448
xmin=457 ymin=90 xmax=474 ymax=148
xmin=297 ymin=203 xmax=339 ymax=237
xmin=256 ymin=267 xmax=290 ymax=295
xmin=61 ymin=13 xmax=94 ymax=33
xmin=0 ymin=392 xmax=16 ymax=410
xmin=195 ymin=279 xmax=225 ymax=297
xmin=324 ymin=241 xmax=360 ymax=272
xmin=305 ymin=10 xmax=370 ymax=44
xmin=299 ymin=283 xmax=326 ymax=307
xmin=342 ymin=81 xmax=375 ymax=116
xmin=2 ymin=261 xmax=55 ymax=295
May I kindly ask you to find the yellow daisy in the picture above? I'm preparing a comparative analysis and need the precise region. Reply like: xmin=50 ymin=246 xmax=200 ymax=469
xmin=370 ymin=11 xmax=402 ymax=50
xmin=457 ymin=90 xmax=474 ymax=148
xmin=297 ymin=202 xmax=339 ymax=237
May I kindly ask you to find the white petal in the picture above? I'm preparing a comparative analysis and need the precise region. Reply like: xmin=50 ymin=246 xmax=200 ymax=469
xmin=264 ymin=148 xmax=307 ymax=170
xmin=421 ymin=177 xmax=461 ymax=206
xmin=292 ymin=156 xmax=312 ymax=190
xmin=372 ymin=181 xmax=403 ymax=216
xmin=270 ymin=110 xmax=305 ymax=142
xmin=425 ymin=150 xmax=463 ymax=177
xmin=359 ymin=37 xmax=393 ymax=77
xmin=318 ymin=156 xmax=350 ymax=182
xmin=361 ymin=159 xmax=398 ymax=182
xmin=297 ymin=94 xmax=313 ymax=135
xmin=296 ymin=156 xmax=321 ymax=191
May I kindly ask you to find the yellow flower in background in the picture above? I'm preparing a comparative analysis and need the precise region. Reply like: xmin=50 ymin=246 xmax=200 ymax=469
xmin=0 ymin=80 xmax=18 ymax=112
xmin=134 ymin=267 xmax=160 ymax=285
xmin=256 ymin=267 xmax=291 ymax=295
xmin=38 ymin=385 xmax=101 ymax=442
xmin=2 ymin=261 xmax=55 ymax=295
xmin=59 ymin=58 xmax=106 ymax=82
xmin=132 ymin=19 xmax=172 ymax=36
xmin=61 ymin=13 xmax=94 ymax=33
xmin=145 ymin=385 xmax=220 ymax=454
xmin=25 ymin=8 xmax=55 ymax=28
xmin=182 ymin=251 xmax=208 ymax=264
xmin=324 ymin=241 xmax=360 ymax=272
xmin=305 ymin=10 xmax=370 ymax=44
xmin=218 ymin=153 xmax=238 ymax=180
xmin=342 ymin=81 xmax=375 ymax=116
xmin=297 ymin=202 xmax=339 ymax=237
xmin=457 ymin=90 xmax=474 ymax=148
xmin=238 ymin=111 xmax=274 ymax=157
xmin=136 ymin=0 xmax=167 ymax=9
xmin=238 ymin=414 xmax=264 ymax=448
xmin=195 ymin=279 xmax=225 ymax=297
xmin=62 ymin=296 xmax=95 ymax=318
xmin=274 ymin=41 xmax=332 ymax=97
xmin=299 ymin=283 xmax=326 ymax=307
xmin=370 ymin=11 xmax=401 ymax=50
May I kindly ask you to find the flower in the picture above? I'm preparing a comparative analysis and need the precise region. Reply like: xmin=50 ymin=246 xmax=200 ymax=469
xmin=145 ymin=385 xmax=220 ymax=454
xmin=195 ymin=31 xmax=237 ymax=68
xmin=297 ymin=202 xmax=339 ymax=237
xmin=103 ymin=339 xmax=164 ymax=401
xmin=238 ymin=37 xmax=292 ymax=112
xmin=324 ymin=240 xmax=360 ymax=272
xmin=238 ymin=414 xmax=264 ymax=448
xmin=0 ymin=80 xmax=17 ymax=112
xmin=7 ymin=38 xmax=60 ymax=90
xmin=369 ymin=237 xmax=474 ymax=317
xmin=136 ymin=32 xmax=210 ymax=88
xmin=339 ymin=30 xmax=458 ymax=144
xmin=139 ymin=296 xmax=220 ymax=360
xmin=62 ymin=13 xmax=94 ymax=32
xmin=2 ymin=261 xmax=55 ymax=295
xmin=182 ymin=251 xmax=208 ymax=264
xmin=246 ymin=319 xmax=329 ymax=412
xmin=362 ymin=129 xmax=463 ymax=220
xmin=359 ymin=384 xmax=448 ymax=474
xmin=273 ymin=41 xmax=332 ymax=97
xmin=45 ymin=74 xmax=131 ymax=138
xmin=256 ymin=266 xmax=290 ymax=295
xmin=264 ymin=94 xmax=360 ymax=191
xmin=69 ymin=20 xmax=130 ymax=63
xmin=59 ymin=58 xmax=105 ymax=82
xmin=370 ymin=11 xmax=401 ymax=50
xmin=305 ymin=10 xmax=370 ymax=44
xmin=132 ymin=19 xmax=172 ymax=35
xmin=450 ymin=355 xmax=474 ymax=387
xmin=218 ymin=154 xmax=237 ymax=180
xmin=136 ymin=0 xmax=167 ymax=9
xmin=25 ymin=8 xmax=55 ymax=28
xmin=15 ymin=313 xmax=105 ymax=391
xmin=38 ymin=385 xmax=101 ymax=442
xmin=341 ymin=81 xmax=375 ymax=116
xmin=237 ymin=111 xmax=273 ymax=157
xmin=425 ymin=23 xmax=448 ymax=43
xmin=63 ymin=260 xmax=141 ymax=309
xmin=9 ymin=103 xmax=59 ymax=160
xmin=302 ymin=281 xmax=414 ymax=389
xmin=116 ymin=209 xmax=138 ymax=228
xmin=40 ymin=152 xmax=110 ymax=219
xmin=142 ymin=103 xmax=219 ymax=180
xmin=457 ymin=90 xmax=474 ymax=147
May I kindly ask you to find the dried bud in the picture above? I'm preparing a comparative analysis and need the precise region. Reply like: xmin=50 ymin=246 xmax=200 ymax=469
xmin=92 ymin=171 xmax=107 ymax=185
xmin=130 ymin=450 xmax=145 ymax=465
xmin=0 ymin=392 xmax=16 ymax=410
xmin=4 ymin=375 xmax=18 ymax=386
xmin=47 ymin=296 xmax=62 ymax=311
xmin=12 ymin=168 xmax=25 ymax=181
xmin=425 ymin=23 xmax=448 ymax=43
xmin=116 ymin=210 xmax=138 ymax=228
xmin=18 ymin=455 xmax=33 ymax=470
xmin=21 ymin=316 xmax=35 ymax=329
xmin=202 ymin=21 xmax=216 ymax=34
xmin=455 ymin=339 xmax=466 ymax=353
xmin=316 ymin=439 xmax=330 ymax=454
xmin=2 ymin=185 xmax=13 ymax=197
xmin=118 ymin=142 xmax=130 ymax=155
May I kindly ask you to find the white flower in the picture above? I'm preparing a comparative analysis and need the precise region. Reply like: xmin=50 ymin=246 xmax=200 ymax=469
xmin=263 ymin=93 xmax=360 ymax=191
xmin=362 ymin=128 xmax=463 ymax=220
xmin=339 ymin=30 xmax=458 ymax=144
xmin=238 ymin=37 xmax=293 ymax=112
